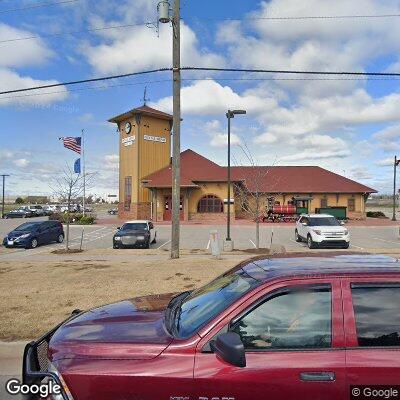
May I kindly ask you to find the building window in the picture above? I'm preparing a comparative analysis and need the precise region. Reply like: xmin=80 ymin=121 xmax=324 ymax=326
xmin=124 ymin=177 xmax=132 ymax=211
xmin=197 ymin=195 xmax=223 ymax=213
xmin=320 ymin=198 xmax=328 ymax=208
xmin=348 ymin=197 xmax=355 ymax=212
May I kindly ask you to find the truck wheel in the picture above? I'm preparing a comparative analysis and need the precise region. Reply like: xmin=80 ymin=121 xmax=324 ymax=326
xmin=27 ymin=238 xmax=38 ymax=249
xmin=307 ymin=235 xmax=316 ymax=249
xmin=295 ymin=230 xmax=302 ymax=242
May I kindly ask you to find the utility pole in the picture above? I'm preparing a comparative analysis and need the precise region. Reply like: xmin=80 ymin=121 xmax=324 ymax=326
xmin=392 ymin=155 xmax=400 ymax=221
xmin=171 ymin=0 xmax=181 ymax=259
xmin=1 ymin=174 xmax=10 ymax=219
xmin=157 ymin=0 xmax=181 ymax=258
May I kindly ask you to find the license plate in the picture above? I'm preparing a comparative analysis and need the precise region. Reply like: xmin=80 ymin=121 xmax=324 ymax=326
xmin=7 ymin=240 xmax=14 ymax=246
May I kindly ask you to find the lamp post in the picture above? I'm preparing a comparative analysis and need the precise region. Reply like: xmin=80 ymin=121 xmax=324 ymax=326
xmin=1 ymin=174 xmax=10 ymax=219
xmin=225 ymin=110 xmax=246 ymax=248
xmin=392 ymin=155 xmax=400 ymax=221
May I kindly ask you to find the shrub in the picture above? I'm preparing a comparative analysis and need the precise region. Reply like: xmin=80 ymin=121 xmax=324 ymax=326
xmin=366 ymin=211 xmax=387 ymax=218
xmin=50 ymin=213 xmax=96 ymax=224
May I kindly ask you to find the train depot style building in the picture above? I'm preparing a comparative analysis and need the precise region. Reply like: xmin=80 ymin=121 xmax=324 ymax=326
xmin=109 ymin=105 xmax=377 ymax=222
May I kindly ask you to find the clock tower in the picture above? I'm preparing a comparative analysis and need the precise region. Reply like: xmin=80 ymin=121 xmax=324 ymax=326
xmin=108 ymin=105 xmax=173 ymax=220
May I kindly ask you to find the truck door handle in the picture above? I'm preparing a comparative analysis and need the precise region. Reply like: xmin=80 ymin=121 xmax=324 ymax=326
xmin=300 ymin=372 xmax=336 ymax=382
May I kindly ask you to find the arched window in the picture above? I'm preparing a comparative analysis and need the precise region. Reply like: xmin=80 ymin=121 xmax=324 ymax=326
xmin=197 ymin=195 xmax=224 ymax=213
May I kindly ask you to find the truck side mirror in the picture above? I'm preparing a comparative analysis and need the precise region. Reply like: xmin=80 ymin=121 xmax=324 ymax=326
xmin=210 ymin=332 xmax=246 ymax=368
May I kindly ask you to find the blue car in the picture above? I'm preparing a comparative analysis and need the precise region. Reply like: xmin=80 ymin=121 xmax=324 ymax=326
xmin=2 ymin=220 xmax=64 ymax=249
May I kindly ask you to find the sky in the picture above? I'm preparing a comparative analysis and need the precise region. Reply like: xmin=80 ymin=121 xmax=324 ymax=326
xmin=1 ymin=0 xmax=400 ymax=199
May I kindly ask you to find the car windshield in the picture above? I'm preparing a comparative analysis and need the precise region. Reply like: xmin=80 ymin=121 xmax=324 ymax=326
xmin=14 ymin=223 xmax=40 ymax=231
xmin=308 ymin=217 xmax=341 ymax=226
xmin=121 ymin=223 xmax=148 ymax=230
xmin=173 ymin=269 xmax=261 ymax=339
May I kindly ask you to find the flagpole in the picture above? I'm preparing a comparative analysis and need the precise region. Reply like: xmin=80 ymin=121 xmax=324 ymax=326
xmin=82 ymin=129 xmax=86 ymax=217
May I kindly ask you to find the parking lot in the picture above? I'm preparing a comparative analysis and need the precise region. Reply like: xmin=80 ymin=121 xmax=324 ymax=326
xmin=1 ymin=217 xmax=400 ymax=260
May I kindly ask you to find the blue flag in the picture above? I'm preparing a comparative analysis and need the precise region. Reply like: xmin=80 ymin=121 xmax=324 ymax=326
xmin=74 ymin=158 xmax=81 ymax=174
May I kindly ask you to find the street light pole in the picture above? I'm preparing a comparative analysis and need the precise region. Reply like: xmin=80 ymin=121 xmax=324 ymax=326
xmin=225 ymin=110 xmax=246 ymax=247
xmin=1 ymin=174 xmax=10 ymax=219
xmin=227 ymin=113 xmax=232 ymax=241
xmin=392 ymin=155 xmax=400 ymax=221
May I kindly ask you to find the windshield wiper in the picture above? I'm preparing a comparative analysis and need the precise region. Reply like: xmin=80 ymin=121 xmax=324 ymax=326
xmin=165 ymin=291 xmax=191 ymax=336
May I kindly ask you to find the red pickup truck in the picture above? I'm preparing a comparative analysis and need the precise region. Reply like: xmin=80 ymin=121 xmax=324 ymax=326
xmin=23 ymin=254 xmax=400 ymax=400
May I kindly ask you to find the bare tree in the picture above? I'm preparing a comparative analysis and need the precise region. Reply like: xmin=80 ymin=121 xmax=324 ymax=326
xmin=50 ymin=166 xmax=93 ymax=251
xmin=233 ymin=144 xmax=278 ymax=249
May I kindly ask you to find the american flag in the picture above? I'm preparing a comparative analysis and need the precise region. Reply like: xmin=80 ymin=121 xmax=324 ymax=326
xmin=59 ymin=136 xmax=81 ymax=154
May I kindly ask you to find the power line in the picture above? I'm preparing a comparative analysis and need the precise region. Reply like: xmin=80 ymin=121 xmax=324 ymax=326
xmin=3 ymin=13 xmax=400 ymax=44
xmin=2 ymin=67 xmax=400 ymax=96
xmin=1 ymin=75 xmax=400 ymax=102
xmin=0 ymin=0 xmax=81 ymax=14
xmin=0 ymin=21 xmax=155 ymax=44
xmin=0 ymin=68 xmax=171 ymax=95
xmin=184 ymin=13 xmax=400 ymax=22
xmin=182 ymin=66 xmax=400 ymax=77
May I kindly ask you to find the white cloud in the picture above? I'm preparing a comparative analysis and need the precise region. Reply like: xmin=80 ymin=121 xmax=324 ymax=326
xmin=278 ymin=134 xmax=350 ymax=161
xmin=84 ymin=22 xmax=224 ymax=74
xmin=0 ymin=68 xmax=68 ymax=106
xmin=152 ymin=79 xmax=277 ymax=115
xmin=104 ymin=154 xmax=119 ymax=170
xmin=375 ymin=157 xmax=395 ymax=167
xmin=203 ymin=120 xmax=242 ymax=148
xmin=372 ymin=125 xmax=400 ymax=152
xmin=0 ymin=23 xmax=53 ymax=68
xmin=13 ymin=159 xmax=30 ymax=168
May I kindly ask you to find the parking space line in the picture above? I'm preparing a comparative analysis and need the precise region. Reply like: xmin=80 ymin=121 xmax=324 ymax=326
xmin=373 ymin=237 xmax=400 ymax=245
xmin=249 ymin=239 xmax=257 ymax=248
xmin=289 ymin=239 xmax=304 ymax=247
xmin=157 ymin=240 xmax=171 ymax=250
xmin=206 ymin=240 xmax=210 ymax=250
xmin=350 ymin=244 xmax=364 ymax=250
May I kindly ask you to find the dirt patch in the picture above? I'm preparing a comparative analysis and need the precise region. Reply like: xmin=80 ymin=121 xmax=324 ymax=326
xmin=0 ymin=254 xmax=250 ymax=341
xmin=241 ymin=247 xmax=271 ymax=255
xmin=51 ymin=249 xmax=84 ymax=254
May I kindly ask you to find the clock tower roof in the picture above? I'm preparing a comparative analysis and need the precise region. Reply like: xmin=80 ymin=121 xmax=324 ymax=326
xmin=108 ymin=105 xmax=173 ymax=124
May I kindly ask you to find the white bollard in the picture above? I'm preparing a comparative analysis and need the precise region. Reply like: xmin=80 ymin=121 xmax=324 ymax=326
xmin=209 ymin=230 xmax=221 ymax=259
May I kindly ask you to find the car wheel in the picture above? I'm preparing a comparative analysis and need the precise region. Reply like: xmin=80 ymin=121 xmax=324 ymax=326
xmin=28 ymin=238 xmax=38 ymax=249
xmin=144 ymin=240 xmax=150 ymax=249
xmin=295 ymin=229 xmax=302 ymax=242
xmin=342 ymin=243 xmax=350 ymax=249
xmin=152 ymin=234 xmax=157 ymax=244
xmin=113 ymin=244 xmax=119 ymax=249
xmin=307 ymin=235 xmax=316 ymax=249
xmin=57 ymin=234 xmax=64 ymax=243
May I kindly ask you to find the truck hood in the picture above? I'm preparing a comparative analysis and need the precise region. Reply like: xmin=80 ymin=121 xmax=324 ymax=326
xmin=49 ymin=293 xmax=176 ymax=361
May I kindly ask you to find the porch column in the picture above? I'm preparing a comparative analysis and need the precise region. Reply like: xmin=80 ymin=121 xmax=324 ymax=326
xmin=184 ymin=189 xmax=189 ymax=221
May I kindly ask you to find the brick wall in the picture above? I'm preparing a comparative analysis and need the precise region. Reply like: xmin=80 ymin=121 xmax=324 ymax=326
xmin=118 ymin=202 xmax=152 ymax=220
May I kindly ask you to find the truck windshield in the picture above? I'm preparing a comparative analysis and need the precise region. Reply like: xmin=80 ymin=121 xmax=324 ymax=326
xmin=174 ymin=269 xmax=261 ymax=339
xmin=308 ymin=217 xmax=341 ymax=226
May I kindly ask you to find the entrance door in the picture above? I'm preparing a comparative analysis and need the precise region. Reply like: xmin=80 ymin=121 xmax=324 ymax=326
xmin=163 ymin=196 xmax=184 ymax=221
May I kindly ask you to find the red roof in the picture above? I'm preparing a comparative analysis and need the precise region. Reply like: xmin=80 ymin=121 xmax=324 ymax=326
xmin=142 ymin=149 xmax=377 ymax=194
xmin=108 ymin=105 xmax=173 ymax=124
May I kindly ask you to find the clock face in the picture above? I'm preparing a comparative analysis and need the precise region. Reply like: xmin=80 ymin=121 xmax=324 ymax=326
xmin=124 ymin=122 xmax=131 ymax=134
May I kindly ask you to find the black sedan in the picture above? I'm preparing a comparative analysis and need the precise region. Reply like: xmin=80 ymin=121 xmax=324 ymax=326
xmin=3 ymin=220 xmax=64 ymax=249
xmin=113 ymin=220 xmax=156 ymax=249
xmin=5 ymin=207 xmax=35 ymax=219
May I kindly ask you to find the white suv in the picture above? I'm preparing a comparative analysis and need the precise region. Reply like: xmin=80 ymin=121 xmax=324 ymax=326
xmin=295 ymin=214 xmax=350 ymax=249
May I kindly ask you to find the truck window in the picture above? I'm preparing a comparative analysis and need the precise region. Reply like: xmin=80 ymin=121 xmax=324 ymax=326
xmin=230 ymin=285 xmax=332 ymax=350
xmin=351 ymin=284 xmax=400 ymax=347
